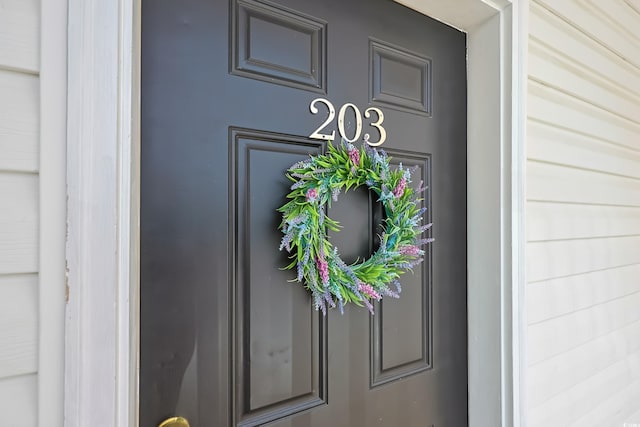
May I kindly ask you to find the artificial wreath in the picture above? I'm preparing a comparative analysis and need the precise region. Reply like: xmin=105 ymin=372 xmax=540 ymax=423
xmin=278 ymin=140 xmax=432 ymax=315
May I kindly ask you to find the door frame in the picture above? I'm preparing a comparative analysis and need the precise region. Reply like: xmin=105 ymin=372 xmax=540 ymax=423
xmin=62 ymin=0 xmax=528 ymax=426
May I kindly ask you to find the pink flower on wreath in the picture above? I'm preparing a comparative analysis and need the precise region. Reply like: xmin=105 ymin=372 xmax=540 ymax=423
xmin=358 ymin=282 xmax=381 ymax=300
xmin=306 ymin=187 xmax=318 ymax=202
xmin=348 ymin=148 xmax=360 ymax=166
xmin=399 ymin=245 xmax=421 ymax=256
xmin=316 ymin=256 xmax=329 ymax=284
xmin=393 ymin=177 xmax=406 ymax=198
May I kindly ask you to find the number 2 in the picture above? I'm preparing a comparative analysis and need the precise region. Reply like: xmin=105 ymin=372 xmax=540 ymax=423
xmin=309 ymin=98 xmax=336 ymax=141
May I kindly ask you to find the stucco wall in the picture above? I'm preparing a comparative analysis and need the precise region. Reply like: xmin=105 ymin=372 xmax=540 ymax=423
xmin=527 ymin=1 xmax=640 ymax=425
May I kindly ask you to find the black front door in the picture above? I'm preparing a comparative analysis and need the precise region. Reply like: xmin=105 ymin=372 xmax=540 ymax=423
xmin=141 ymin=0 xmax=467 ymax=426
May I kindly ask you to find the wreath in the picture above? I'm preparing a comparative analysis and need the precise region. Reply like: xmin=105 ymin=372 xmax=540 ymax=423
xmin=278 ymin=140 xmax=432 ymax=315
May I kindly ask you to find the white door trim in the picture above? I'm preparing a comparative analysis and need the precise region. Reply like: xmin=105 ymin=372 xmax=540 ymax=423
xmin=63 ymin=1 xmax=527 ymax=426
xmin=465 ymin=3 xmax=529 ymax=426
xmin=510 ymin=3 xmax=529 ymax=425
xmin=64 ymin=0 xmax=140 ymax=425
xmin=39 ymin=0 xmax=68 ymax=426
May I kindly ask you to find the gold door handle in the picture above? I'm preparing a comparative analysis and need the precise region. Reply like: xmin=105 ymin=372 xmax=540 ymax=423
xmin=158 ymin=416 xmax=190 ymax=427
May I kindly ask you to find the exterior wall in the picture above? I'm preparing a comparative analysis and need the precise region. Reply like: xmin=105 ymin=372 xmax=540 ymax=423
xmin=11 ymin=0 xmax=640 ymax=425
xmin=0 ymin=0 xmax=40 ymax=425
xmin=526 ymin=1 xmax=640 ymax=426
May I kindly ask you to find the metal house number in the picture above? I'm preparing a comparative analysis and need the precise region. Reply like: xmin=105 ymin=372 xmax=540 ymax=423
xmin=308 ymin=97 xmax=387 ymax=146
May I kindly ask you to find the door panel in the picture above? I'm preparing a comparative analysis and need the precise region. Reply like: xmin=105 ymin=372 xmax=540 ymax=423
xmin=141 ymin=0 xmax=467 ymax=426
xmin=372 ymin=151 xmax=432 ymax=387
xmin=232 ymin=0 xmax=327 ymax=92
xmin=231 ymin=130 xmax=327 ymax=426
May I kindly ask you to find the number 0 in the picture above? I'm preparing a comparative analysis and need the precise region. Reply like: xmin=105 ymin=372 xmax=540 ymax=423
xmin=337 ymin=103 xmax=362 ymax=143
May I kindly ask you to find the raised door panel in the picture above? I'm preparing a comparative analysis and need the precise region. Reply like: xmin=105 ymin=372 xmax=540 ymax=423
xmin=371 ymin=150 xmax=433 ymax=387
xmin=230 ymin=129 xmax=327 ymax=426
xmin=231 ymin=0 xmax=327 ymax=92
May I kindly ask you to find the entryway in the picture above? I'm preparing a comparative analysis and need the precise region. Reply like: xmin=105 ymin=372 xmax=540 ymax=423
xmin=141 ymin=0 xmax=468 ymax=425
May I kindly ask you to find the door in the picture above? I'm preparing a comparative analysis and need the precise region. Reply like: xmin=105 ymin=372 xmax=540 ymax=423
xmin=140 ymin=0 xmax=467 ymax=426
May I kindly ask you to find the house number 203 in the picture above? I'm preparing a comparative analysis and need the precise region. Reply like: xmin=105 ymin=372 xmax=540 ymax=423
xmin=309 ymin=98 xmax=387 ymax=146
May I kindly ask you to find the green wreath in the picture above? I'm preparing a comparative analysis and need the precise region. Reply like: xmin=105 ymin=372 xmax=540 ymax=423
xmin=278 ymin=140 xmax=432 ymax=315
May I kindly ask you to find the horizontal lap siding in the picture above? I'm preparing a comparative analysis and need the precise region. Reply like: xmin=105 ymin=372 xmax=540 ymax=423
xmin=0 ymin=71 xmax=39 ymax=172
xmin=0 ymin=275 xmax=37 ymax=378
xmin=0 ymin=0 xmax=40 ymax=425
xmin=527 ymin=1 xmax=640 ymax=426
xmin=0 ymin=375 xmax=37 ymax=426
xmin=0 ymin=0 xmax=39 ymax=73
xmin=0 ymin=173 xmax=39 ymax=274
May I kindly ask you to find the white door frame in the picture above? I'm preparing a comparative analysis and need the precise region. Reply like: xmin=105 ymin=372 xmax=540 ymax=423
xmin=63 ymin=0 xmax=528 ymax=426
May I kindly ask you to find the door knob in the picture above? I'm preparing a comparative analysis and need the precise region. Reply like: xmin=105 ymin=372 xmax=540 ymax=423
xmin=158 ymin=416 xmax=190 ymax=427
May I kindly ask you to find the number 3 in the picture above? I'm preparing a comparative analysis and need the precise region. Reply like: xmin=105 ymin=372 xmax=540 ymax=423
xmin=309 ymin=98 xmax=387 ymax=146
xmin=364 ymin=107 xmax=386 ymax=146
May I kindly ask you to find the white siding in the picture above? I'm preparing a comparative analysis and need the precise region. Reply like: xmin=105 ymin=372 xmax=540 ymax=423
xmin=0 ymin=375 xmax=38 ymax=427
xmin=0 ymin=0 xmax=40 ymax=426
xmin=527 ymin=1 xmax=640 ymax=426
xmin=0 ymin=0 xmax=39 ymax=73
